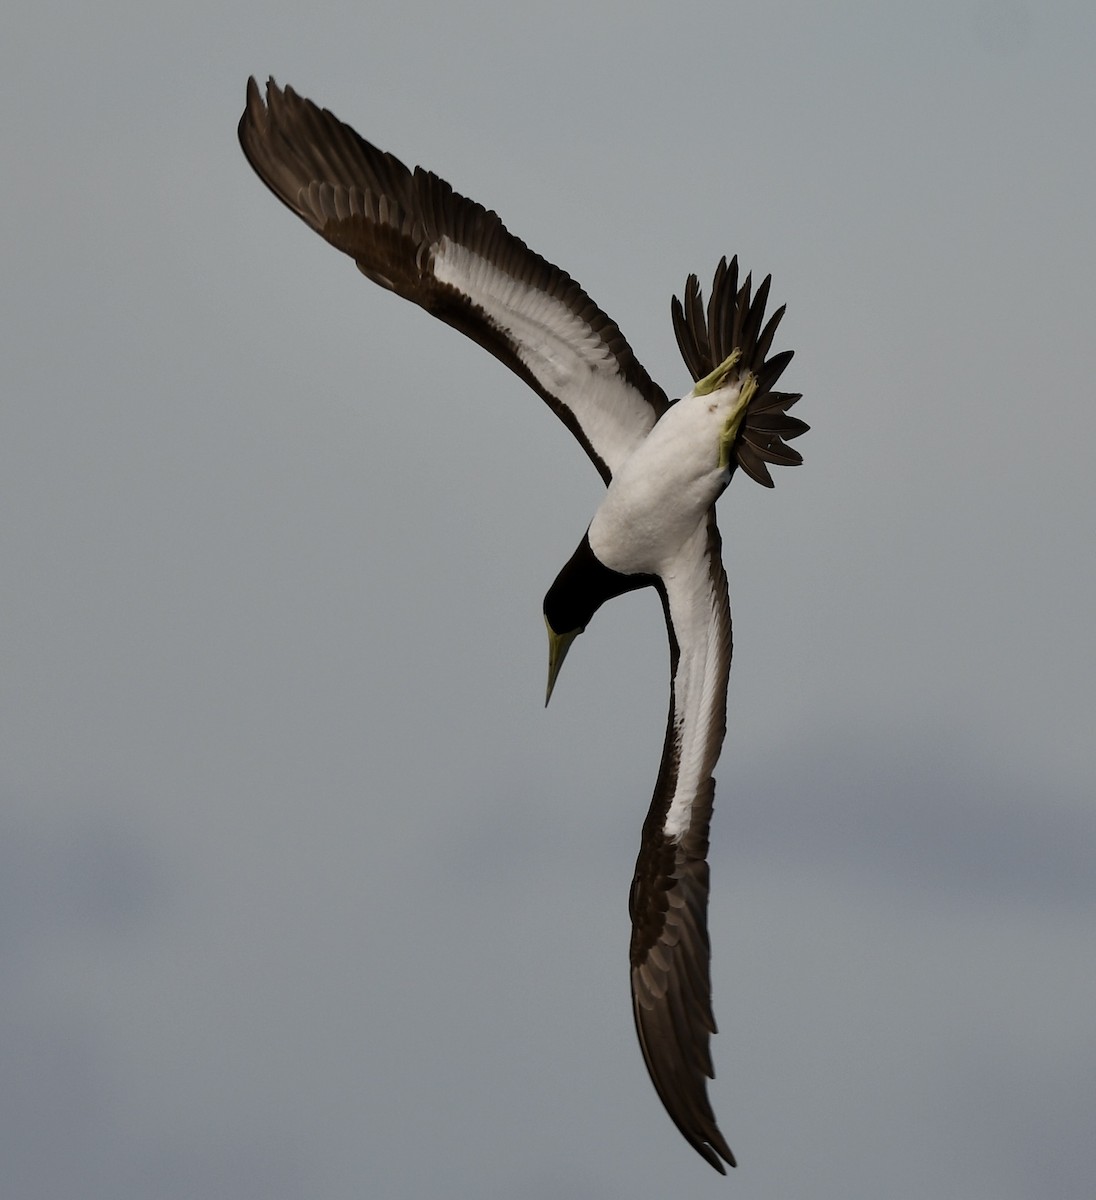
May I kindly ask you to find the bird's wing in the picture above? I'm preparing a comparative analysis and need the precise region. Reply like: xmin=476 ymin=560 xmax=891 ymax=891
xmin=672 ymin=256 xmax=808 ymax=487
xmin=629 ymin=513 xmax=735 ymax=1173
xmin=239 ymin=77 xmax=668 ymax=482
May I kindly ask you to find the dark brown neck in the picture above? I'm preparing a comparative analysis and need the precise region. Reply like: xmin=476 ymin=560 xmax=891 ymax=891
xmin=543 ymin=532 xmax=656 ymax=635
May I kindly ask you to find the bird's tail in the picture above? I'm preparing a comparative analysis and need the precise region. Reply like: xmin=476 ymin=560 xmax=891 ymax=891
xmin=672 ymin=257 xmax=807 ymax=487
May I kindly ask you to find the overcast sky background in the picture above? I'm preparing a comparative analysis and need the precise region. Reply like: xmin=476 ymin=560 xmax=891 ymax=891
xmin=3 ymin=2 xmax=1094 ymax=1197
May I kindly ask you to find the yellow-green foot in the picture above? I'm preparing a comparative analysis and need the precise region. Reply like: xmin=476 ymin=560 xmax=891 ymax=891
xmin=717 ymin=373 xmax=757 ymax=470
xmin=692 ymin=348 xmax=742 ymax=397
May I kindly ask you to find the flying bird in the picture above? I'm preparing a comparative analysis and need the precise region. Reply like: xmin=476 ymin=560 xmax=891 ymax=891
xmin=238 ymin=77 xmax=806 ymax=1173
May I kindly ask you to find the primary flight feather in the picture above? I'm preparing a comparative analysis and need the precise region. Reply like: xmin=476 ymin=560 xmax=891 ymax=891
xmin=239 ymin=76 xmax=806 ymax=1173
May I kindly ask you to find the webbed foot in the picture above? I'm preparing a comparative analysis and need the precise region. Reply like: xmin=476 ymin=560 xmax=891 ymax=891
xmin=691 ymin=348 xmax=742 ymax=398
xmin=717 ymin=373 xmax=757 ymax=471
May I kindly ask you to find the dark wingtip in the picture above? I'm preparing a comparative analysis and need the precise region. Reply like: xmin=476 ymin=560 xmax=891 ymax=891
xmin=238 ymin=75 xmax=260 ymax=150
xmin=671 ymin=259 xmax=805 ymax=487
xmin=699 ymin=1146 xmax=731 ymax=1175
xmin=696 ymin=1127 xmax=737 ymax=1173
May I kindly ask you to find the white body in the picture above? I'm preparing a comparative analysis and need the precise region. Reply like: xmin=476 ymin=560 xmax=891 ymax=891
xmin=588 ymin=381 xmax=746 ymax=576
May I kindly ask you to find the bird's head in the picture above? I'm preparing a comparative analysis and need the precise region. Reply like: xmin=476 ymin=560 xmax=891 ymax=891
xmin=541 ymin=535 xmax=611 ymax=706
xmin=543 ymin=563 xmax=595 ymax=706
xmin=542 ymin=533 xmax=654 ymax=707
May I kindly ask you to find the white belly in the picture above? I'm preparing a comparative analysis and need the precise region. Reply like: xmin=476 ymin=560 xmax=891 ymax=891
xmin=588 ymin=387 xmax=742 ymax=576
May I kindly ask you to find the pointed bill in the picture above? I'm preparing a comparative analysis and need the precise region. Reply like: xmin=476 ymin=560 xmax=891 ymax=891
xmin=544 ymin=623 xmax=580 ymax=707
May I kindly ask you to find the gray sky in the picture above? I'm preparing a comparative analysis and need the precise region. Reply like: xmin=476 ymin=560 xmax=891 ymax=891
xmin=3 ymin=1 xmax=1094 ymax=1196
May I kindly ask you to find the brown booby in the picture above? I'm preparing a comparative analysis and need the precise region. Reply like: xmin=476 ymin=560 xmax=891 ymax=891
xmin=239 ymin=77 xmax=806 ymax=1173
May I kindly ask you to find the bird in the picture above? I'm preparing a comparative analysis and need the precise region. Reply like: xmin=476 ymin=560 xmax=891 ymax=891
xmin=238 ymin=76 xmax=806 ymax=1174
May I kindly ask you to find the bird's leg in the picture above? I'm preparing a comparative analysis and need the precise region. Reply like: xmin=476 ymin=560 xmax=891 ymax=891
xmin=691 ymin=348 xmax=742 ymax=397
xmin=717 ymin=373 xmax=757 ymax=471
xmin=687 ymin=349 xmax=758 ymax=470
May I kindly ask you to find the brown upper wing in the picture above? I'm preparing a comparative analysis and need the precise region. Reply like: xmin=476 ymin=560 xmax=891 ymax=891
xmin=239 ymin=77 xmax=669 ymax=482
